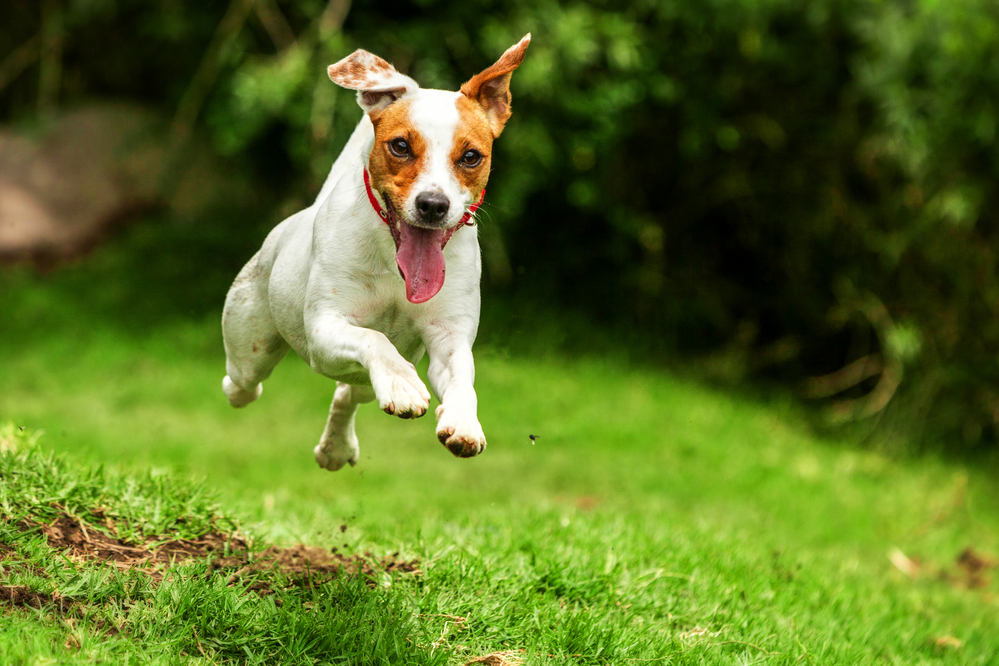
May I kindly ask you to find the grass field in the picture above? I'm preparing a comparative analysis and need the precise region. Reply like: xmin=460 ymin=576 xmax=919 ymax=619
xmin=3 ymin=263 xmax=999 ymax=663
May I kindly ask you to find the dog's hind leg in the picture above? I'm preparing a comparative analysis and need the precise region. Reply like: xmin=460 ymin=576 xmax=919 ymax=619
xmin=314 ymin=383 xmax=375 ymax=471
xmin=221 ymin=252 xmax=289 ymax=408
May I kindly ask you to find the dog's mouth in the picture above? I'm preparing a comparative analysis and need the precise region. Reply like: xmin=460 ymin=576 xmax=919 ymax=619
xmin=383 ymin=197 xmax=448 ymax=304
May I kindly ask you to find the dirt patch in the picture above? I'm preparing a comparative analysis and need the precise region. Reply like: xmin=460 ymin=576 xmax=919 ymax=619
xmin=896 ymin=545 xmax=999 ymax=590
xmin=575 ymin=496 xmax=601 ymax=511
xmin=0 ymin=585 xmax=75 ymax=612
xmin=212 ymin=544 xmax=421 ymax=595
xmin=3 ymin=510 xmax=421 ymax=617
xmin=10 ymin=511 xmax=419 ymax=593
xmin=34 ymin=512 xmax=248 ymax=581
xmin=954 ymin=547 xmax=997 ymax=589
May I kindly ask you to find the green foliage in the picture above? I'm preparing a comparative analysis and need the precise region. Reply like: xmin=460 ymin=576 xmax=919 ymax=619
xmin=3 ymin=0 xmax=999 ymax=447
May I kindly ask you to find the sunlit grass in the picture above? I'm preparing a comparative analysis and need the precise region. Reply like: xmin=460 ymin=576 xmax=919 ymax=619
xmin=2 ymin=310 xmax=999 ymax=663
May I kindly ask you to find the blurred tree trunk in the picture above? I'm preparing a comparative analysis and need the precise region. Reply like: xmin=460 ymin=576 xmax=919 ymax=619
xmin=38 ymin=0 xmax=63 ymax=113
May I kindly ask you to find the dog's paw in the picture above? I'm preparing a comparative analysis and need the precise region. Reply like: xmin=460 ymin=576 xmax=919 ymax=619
xmin=314 ymin=441 xmax=359 ymax=471
xmin=370 ymin=359 xmax=431 ymax=419
xmin=435 ymin=404 xmax=487 ymax=458
xmin=223 ymin=375 xmax=262 ymax=408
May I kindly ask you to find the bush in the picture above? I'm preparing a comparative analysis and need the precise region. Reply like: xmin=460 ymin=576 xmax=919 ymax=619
xmin=2 ymin=0 xmax=998 ymax=448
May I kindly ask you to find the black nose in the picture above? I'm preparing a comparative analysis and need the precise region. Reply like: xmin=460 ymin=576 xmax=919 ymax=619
xmin=415 ymin=191 xmax=450 ymax=225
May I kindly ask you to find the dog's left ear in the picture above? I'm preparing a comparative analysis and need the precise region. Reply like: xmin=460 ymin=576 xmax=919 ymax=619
xmin=328 ymin=50 xmax=419 ymax=114
xmin=460 ymin=34 xmax=531 ymax=137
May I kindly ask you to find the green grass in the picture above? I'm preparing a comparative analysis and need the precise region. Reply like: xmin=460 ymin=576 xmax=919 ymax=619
xmin=0 ymin=428 xmax=441 ymax=665
xmin=2 ymin=267 xmax=999 ymax=663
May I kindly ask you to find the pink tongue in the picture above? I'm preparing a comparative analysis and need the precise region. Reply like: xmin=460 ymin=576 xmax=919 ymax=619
xmin=396 ymin=222 xmax=446 ymax=303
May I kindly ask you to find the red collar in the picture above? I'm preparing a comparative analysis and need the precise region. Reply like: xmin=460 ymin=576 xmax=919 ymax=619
xmin=363 ymin=169 xmax=485 ymax=235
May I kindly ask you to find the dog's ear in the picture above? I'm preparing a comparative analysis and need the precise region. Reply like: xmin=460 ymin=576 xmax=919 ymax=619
xmin=460 ymin=34 xmax=531 ymax=137
xmin=328 ymin=50 xmax=419 ymax=114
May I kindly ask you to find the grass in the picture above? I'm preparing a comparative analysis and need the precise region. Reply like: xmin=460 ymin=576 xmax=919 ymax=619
xmin=2 ymin=252 xmax=999 ymax=663
xmin=0 ymin=427 xmax=438 ymax=665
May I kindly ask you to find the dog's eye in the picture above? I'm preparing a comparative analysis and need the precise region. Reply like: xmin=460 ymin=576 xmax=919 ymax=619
xmin=388 ymin=138 xmax=410 ymax=158
xmin=460 ymin=149 xmax=483 ymax=168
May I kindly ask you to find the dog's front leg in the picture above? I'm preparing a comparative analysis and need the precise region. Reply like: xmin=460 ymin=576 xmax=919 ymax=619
xmin=307 ymin=316 xmax=431 ymax=418
xmin=426 ymin=330 xmax=486 ymax=458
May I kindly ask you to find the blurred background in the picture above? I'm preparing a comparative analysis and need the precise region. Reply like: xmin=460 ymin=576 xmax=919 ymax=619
xmin=1 ymin=0 xmax=998 ymax=452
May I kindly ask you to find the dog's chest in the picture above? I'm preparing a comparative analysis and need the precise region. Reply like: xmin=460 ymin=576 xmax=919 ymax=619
xmin=344 ymin=276 xmax=425 ymax=356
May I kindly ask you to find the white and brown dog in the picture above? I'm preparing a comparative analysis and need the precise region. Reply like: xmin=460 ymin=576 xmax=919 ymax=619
xmin=221 ymin=35 xmax=530 ymax=470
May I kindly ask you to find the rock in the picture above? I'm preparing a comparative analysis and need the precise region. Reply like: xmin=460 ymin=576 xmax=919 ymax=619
xmin=0 ymin=102 xmax=246 ymax=264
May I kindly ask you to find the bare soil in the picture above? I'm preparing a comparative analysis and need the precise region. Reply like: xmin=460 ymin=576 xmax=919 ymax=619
xmin=212 ymin=544 xmax=421 ymax=596
xmin=954 ymin=546 xmax=997 ymax=589
xmin=34 ymin=511 xmax=248 ymax=581
xmin=0 ymin=585 xmax=74 ymax=611
xmin=1 ymin=510 xmax=421 ymax=613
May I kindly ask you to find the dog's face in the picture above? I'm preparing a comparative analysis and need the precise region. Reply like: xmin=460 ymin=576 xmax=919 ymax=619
xmin=328 ymin=36 xmax=530 ymax=303
xmin=366 ymin=92 xmax=493 ymax=232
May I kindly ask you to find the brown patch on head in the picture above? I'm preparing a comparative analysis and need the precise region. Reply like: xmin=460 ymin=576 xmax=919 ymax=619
xmin=367 ymin=99 xmax=427 ymax=211
xmin=327 ymin=49 xmax=419 ymax=114
xmin=451 ymin=96 xmax=495 ymax=195
xmin=327 ymin=50 xmax=394 ymax=89
xmin=460 ymin=34 xmax=531 ymax=137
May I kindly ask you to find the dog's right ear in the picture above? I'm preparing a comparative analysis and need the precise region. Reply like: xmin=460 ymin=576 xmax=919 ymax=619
xmin=328 ymin=50 xmax=419 ymax=114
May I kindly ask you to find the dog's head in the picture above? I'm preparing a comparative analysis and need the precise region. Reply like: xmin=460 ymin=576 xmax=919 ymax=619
xmin=328 ymin=35 xmax=530 ymax=303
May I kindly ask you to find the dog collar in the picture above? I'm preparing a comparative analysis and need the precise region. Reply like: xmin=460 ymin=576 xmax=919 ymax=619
xmin=363 ymin=169 xmax=485 ymax=236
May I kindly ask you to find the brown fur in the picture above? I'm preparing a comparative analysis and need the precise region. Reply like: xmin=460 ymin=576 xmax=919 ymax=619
xmin=451 ymin=96 xmax=495 ymax=194
xmin=459 ymin=35 xmax=531 ymax=137
xmin=368 ymin=100 xmax=428 ymax=208
xmin=327 ymin=51 xmax=393 ymax=89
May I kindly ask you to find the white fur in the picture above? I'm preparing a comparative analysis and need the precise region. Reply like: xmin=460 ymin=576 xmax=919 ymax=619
xmin=404 ymin=90 xmax=474 ymax=224
xmin=221 ymin=89 xmax=487 ymax=470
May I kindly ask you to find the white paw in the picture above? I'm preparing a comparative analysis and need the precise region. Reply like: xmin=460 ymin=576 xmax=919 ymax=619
xmin=369 ymin=360 xmax=431 ymax=419
xmin=314 ymin=440 xmax=359 ymax=471
xmin=435 ymin=403 xmax=487 ymax=458
xmin=223 ymin=375 xmax=262 ymax=408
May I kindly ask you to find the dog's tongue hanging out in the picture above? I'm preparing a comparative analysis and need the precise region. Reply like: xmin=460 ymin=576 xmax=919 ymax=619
xmin=396 ymin=222 xmax=447 ymax=304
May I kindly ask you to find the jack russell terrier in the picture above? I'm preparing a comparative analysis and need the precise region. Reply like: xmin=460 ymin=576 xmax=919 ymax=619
xmin=221 ymin=35 xmax=531 ymax=471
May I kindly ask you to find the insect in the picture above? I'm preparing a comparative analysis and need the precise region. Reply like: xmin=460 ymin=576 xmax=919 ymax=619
xmin=529 ymin=434 xmax=538 ymax=445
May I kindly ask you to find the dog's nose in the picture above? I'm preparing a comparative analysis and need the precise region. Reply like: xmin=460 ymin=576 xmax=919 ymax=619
xmin=415 ymin=191 xmax=450 ymax=225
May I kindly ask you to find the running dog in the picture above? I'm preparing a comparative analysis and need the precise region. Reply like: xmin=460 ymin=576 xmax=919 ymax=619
xmin=221 ymin=35 xmax=531 ymax=470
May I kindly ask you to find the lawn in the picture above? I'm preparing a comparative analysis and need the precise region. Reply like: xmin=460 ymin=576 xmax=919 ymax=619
xmin=2 ymin=264 xmax=999 ymax=664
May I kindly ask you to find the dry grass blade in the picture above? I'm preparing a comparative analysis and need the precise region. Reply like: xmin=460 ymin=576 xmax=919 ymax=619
xmin=888 ymin=548 xmax=920 ymax=578
xmin=934 ymin=635 xmax=963 ymax=650
xmin=465 ymin=651 xmax=523 ymax=666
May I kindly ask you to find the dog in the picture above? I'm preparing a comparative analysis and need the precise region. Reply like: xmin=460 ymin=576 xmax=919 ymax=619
xmin=221 ymin=35 xmax=531 ymax=471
